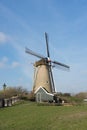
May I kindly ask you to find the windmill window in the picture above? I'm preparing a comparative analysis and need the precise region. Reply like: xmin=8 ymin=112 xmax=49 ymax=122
xmin=46 ymin=81 xmax=49 ymax=83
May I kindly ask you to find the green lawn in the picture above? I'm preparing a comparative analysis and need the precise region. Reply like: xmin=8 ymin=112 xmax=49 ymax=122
xmin=0 ymin=101 xmax=87 ymax=130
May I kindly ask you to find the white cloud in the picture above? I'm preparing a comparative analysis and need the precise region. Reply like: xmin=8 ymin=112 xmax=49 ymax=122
xmin=0 ymin=56 xmax=20 ymax=69
xmin=2 ymin=56 xmax=8 ymax=62
xmin=0 ymin=32 xmax=9 ymax=43
xmin=0 ymin=3 xmax=33 ymax=34
xmin=0 ymin=56 xmax=8 ymax=68
xmin=11 ymin=61 xmax=20 ymax=68
xmin=0 ymin=62 xmax=5 ymax=68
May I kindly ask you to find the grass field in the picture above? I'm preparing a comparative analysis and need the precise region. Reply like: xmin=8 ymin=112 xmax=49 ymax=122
xmin=0 ymin=101 xmax=87 ymax=130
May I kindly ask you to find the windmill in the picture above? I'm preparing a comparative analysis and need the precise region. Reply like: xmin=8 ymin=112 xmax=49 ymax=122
xmin=25 ymin=32 xmax=70 ymax=94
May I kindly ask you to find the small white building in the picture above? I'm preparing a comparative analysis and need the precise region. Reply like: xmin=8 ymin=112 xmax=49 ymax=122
xmin=83 ymin=99 xmax=87 ymax=102
xmin=35 ymin=86 xmax=54 ymax=102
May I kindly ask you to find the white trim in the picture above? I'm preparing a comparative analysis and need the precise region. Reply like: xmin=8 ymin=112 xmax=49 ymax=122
xmin=34 ymin=86 xmax=54 ymax=96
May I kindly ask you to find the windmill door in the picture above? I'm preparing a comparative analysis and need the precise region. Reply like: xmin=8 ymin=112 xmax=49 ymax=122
xmin=36 ymin=93 xmax=41 ymax=102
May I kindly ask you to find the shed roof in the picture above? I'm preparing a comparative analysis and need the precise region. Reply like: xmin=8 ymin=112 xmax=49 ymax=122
xmin=34 ymin=86 xmax=54 ymax=96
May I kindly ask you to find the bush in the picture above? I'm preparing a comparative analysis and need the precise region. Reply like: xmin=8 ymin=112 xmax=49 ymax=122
xmin=0 ymin=86 xmax=28 ymax=99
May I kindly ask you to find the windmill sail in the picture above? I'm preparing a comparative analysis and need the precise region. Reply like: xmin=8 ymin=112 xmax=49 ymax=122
xmin=25 ymin=47 xmax=45 ymax=59
xmin=25 ymin=32 xmax=70 ymax=94
xmin=45 ymin=32 xmax=50 ymax=58
xmin=52 ymin=61 xmax=70 ymax=69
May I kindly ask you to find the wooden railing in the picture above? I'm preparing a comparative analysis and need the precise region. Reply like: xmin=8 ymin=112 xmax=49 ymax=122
xmin=0 ymin=96 xmax=20 ymax=108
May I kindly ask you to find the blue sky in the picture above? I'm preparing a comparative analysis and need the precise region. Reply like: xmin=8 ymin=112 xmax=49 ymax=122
xmin=0 ymin=0 xmax=87 ymax=93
